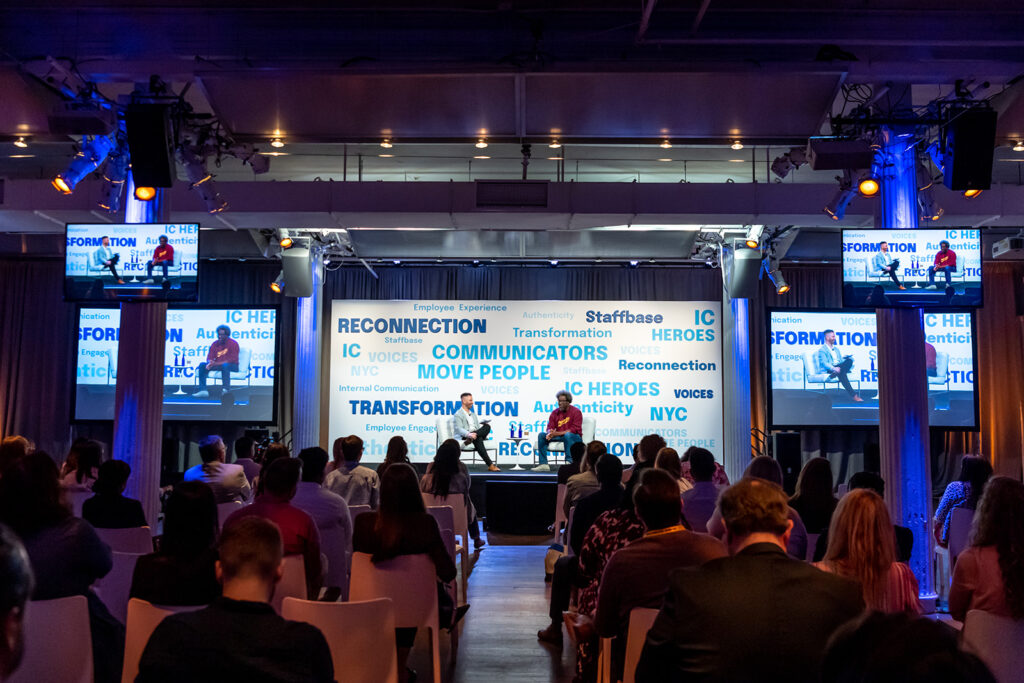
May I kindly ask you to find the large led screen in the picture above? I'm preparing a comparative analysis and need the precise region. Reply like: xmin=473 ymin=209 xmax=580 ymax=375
xmin=768 ymin=309 xmax=976 ymax=428
xmin=75 ymin=306 xmax=278 ymax=422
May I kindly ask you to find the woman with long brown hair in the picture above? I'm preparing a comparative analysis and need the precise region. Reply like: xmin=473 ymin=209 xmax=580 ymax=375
xmin=949 ymin=476 xmax=1024 ymax=621
xmin=815 ymin=488 xmax=921 ymax=613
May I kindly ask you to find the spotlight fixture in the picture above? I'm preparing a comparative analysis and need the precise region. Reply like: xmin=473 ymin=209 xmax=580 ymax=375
xmin=380 ymin=139 xmax=393 ymax=149
xmin=13 ymin=137 xmax=28 ymax=148
xmin=660 ymin=140 xmax=672 ymax=149
xmin=1015 ymin=141 xmax=1024 ymax=152
xmin=279 ymin=229 xmax=293 ymax=249
xmin=858 ymin=149 xmax=883 ymax=196
xmin=475 ymin=138 xmax=488 ymax=149
xmin=731 ymin=140 xmax=744 ymax=151
xmin=133 ymin=186 xmax=157 ymax=201
xmin=178 ymin=145 xmax=227 ymax=214
xmin=98 ymin=138 xmax=130 ymax=212
xmin=549 ymin=139 xmax=562 ymax=149
xmin=964 ymin=189 xmax=983 ymax=199
xmin=270 ymin=137 xmax=285 ymax=148
xmin=858 ymin=174 xmax=880 ymax=197
xmin=270 ymin=272 xmax=284 ymax=293
xmin=744 ymin=225 xmax=765 ymax=249
xmin=770 ymin=146 xmax=809 ymax=179
xmin=767 ymin=267 xmax=790 ymax=294
xmin=824 ymin=171 xmax=857 ymax=220
xmin=52 ymin=134 xmax=116 ymax=194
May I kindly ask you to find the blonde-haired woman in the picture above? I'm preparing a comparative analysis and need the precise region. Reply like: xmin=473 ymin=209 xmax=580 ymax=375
xmin=815 ymin=488 xmax=922 ymax=613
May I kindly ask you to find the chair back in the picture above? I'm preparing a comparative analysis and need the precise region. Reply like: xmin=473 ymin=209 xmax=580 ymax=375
xmin=422 ymin=492 xmax=468 ymax=543
xmin=348 ymin=504 xmax=372 ymax=518
xmin=67 ymin=490 xmax=92 ymax=518
xmin=962 ymin=609 xmax=1024 ymax=683
xmin=283 ymin=597 xmax=399 ymax=683
xmin=270 ymin=554 xmax=308 ymax=614
xmin=217 ymin=500 xmax=244 ymax=528
xmin=95 ymin=551 xmax=144 ymax=623
xmin=9 ymin=596 xmax=92 ymax=683
xmin=553 ymin=483 xmax=568 ymax=542
xmin=97 ymin=526 xmax=153 ymax=554
xmin=805 ymin=533 xmax=821 ymax=562
xmin=948 ymin=506 xmax=975 ymax=561
xmin=427 ymin=505 xmax=456 ymax=539
xmin=581 ymin=417 xmax=597 ymax=443
xmin=802 ymin=352 xmax=824 ymax=383
xmin=934 ymin=351 xmax=950 ymax=378
xmin=121 ymin=598 xmax=204 ymax=683
xmin=439 ymin=528 xmax=457 ymax=562
xmin=565 ymin=506 xmax=577 ymax=557
xmin=623 ymin=607 xmax=661 ymax=683
xmin=435 ymin=416 xmax=456 ymax=446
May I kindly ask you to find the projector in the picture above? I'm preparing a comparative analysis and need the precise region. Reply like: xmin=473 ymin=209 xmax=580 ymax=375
xmin=48 ymin=101 xmax=117 ymax=136
xmin=992 ymin=236 xmax=1024 ymax=260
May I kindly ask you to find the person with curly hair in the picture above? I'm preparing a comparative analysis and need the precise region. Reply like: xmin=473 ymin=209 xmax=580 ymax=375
xmin=949 ymin=476 xmax=1024 ymax=622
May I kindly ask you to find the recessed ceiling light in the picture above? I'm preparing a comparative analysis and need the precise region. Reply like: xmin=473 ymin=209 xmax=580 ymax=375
xmin=473 ymin=155 xmax=491 ymax=159
xmin=1012 ymin=141 xmax=1024 ymax=152
xmin=13 ymin=137 xmax=28 ymax=148
xmin=549 ymin=140 xmax=562 ymax=149
xmin=731 ymin=140 xmax=744 ymax=150
xmin=660 ymin=139 xmax=672 ymax=149
xmin=475 ymin=138 xmax=488 ymax=149
xmin=8 ymin=154 xmax=34 ymax=158
xmin=380 ymin=138 xmax=393 ymax=148
xmin=270 ymin=137 xmax=285 ymax=148
xmin=548 ymin=156 xmax=563 ymax=160
xmin=657 ymin=158 xmax=672 ymax=162
xmin=379 ymin=154 xmax=394 ymax=158
xmin=262 ymin=152 xmax=289 ymax=157
xmin=728 ymin=159 xmax=744 ymax=163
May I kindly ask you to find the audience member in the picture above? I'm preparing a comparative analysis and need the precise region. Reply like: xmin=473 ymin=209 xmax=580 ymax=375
xmin=0 ymin=523 xmax=32 ymax=681
xmin=225 ymin=458 xmax=322 ymax=599
xmin=421 ymin=439 xmax=484 ymax=548
xmin=184 ymin=435 xmax=251 ymax=504
xmin=537 ymin=453 xmax=623 ymax=647
xmin=0 ymin=436 xmax=31 ymax=477
xmin=0 ymin=453 xmax=123 ymax=683
xmin=680 ymin=447 xmax=723 ymax=533
xmin=353 ymin=463 xmax=461 ymax=683
xmin=680 ymin=446 xmax=730 ymax=487
xmin=636 ymin=478 xmax=864 ymax=682
xmin=130 ymin=481 xmax=221 ymax=606
xmin=654 ymin=447 xmax=693 ymax=494
xmin=558 ymin=440 xmax=587 ymax=485
xmin=593 ymin=469 xmax=726 ymax=681
xmin=376 ymin=435 xmax=411 ymax=477
xmin=564 ymin=440 xmax=605 ymax=515
xmin=136 ymin=516 xmax=334 ymax=683
xmin=789 ymin=457 xmax=838 ymax=535
xmin=622 ymin=434 xmax=666 ymax=484
xmin=949 ymin=476 xmax=1024 ymax=622
xmin=60 ymin=438 xmax=103 ymax=492
xmin=81 ymin=459 xmax=147 ymax=529
xmin=813 ymin=471 xmax=913 ymax=562
xmin=59 ymin=437 xmax=86 ymax=479
xmin=934 ymin=455 xmax=992 ymax=548
xmin=232 ymin=436 xmax=260 ymax=482
xmin=293 ymin=447 xmax=352 ymax=601
xmin=325 ymin=435 xmax=380 ymax=508
xmin=253 ymin=442 xmax=291 ymax=497
xmin=815 ymin=489 xmax=921 ymax=613
xmin=822 ymin=611 xmax=995 ymax=683
xmin=707 ymin=456 xmax=809 ymax=559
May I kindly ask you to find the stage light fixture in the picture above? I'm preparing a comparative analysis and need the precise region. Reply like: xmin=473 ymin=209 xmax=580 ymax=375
xmin=770 ymin=146 xmax=808 ymax=179
xmin=13 ymin=137 xmax=27 ymax=148
xmin=98 ymin=139 xmax=130 ymax=212
xmin=744 ymin=225 xmax=765 ymax=249
xmin=279 ymin=229 xmax=294 ymax=248
xmin=1015 ymin=141 xmax=1024 ymax=152
xmin=270 ymin=137 xmax=285 ymax=148
xmin=768 ymin=268 xmax=790 ymax=294
xmin=858 ymin=175 xmax=880 ymax=197
xmin=964 ymin=189 xmax=983 ymax=199
xmin=52 ymin=134 xmax=116 ymax=194
xmin=178 ymin=145 xmax=228 ymax=214
xmin=918 ymin=187 xmax=944 ymax=221
xmin=380 ymin=139 xmax=393 ymax=149
xmin=824 ymin=171 xmax=857 ymax=220
xmin=731 ymin=140 xmax=744 ymax=151
xmin=475 ymin=138 xmax=488 ymax=149
xmin=270 ymin=272 xmax=284 ymax=293
xmin=133 ymin=186 xmax=157 ymax=201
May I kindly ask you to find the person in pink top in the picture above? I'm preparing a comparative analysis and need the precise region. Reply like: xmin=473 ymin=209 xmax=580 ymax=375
xmin=194 ymin=324 xmax=241 ymax=398
xmin=949 ymin=476 xmax=1024 ymax=622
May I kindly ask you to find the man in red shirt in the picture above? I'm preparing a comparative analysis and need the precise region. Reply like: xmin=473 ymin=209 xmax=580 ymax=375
xmin=533 ymin=390 xmax=584 ymax=472
xmin=194 ymin=324 xmax=241 ymax=398
xmin=144 ymin=234 xmax=175 ymax=283
xmin=927 ymin=240 xmax=957 ymax=288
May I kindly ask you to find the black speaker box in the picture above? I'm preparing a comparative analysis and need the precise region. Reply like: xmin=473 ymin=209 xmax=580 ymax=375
xmin=942 ymin=108 xmax=997 ymax=192
xmin=125 ymin=104 xmax=176 ymax=188
xmin=728 ymin=246 xmax=763 ymax=299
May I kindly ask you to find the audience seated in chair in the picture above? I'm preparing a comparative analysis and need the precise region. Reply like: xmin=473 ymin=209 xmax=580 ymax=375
xmin=0 ymin=436 xmax=32 ymax=478
xmin=60 ymin=438 xmax=102 ymax=493
xmin=325 ymin=435 xmax=380 ymax=508
xmin=0 ymin=523 xmax=33 ymax=682
xmin=253 ymin=442 xmax=290 ymax=497
xmin=934 ymin=455 xmax=992 ymax=548
xmin=654 ymin=447 xmax=693 ymax=494
xmin=822 ymin=611 xmax=995 ymax=683
xmin=788 ymin=457 xmax=838 ymax=536
xmin=635 ymin=478 xmax=864 ymax=682
xmin=591 ymin=469 xmax=726 ymax=682
xmin=557 ymin=441 xmax=586 ymax=485
xmin=130 ymin=481 xmax=221 ymax=607
xmin=353 ymin=463 xmax=462 ymax=683
xmin=136 ymin=516 xmax=334 ymax=683
xmin=537 ymin=452 xmax=624 ymax=648
xmin=231 ymin=436 xmax=261 ymax=483
xmin=680 ymin=445 xmax=730 ymax=488
xmin=184 ymin=435 xmax=251 ymax=504
xmin=680 ymin=447 xmax=723 ymax=533
xmin=376 ymin=435 xmax=411 ymax=478
xmin=225 ymin=458 xmax=322 ymax=600
xmin=0 ymin=453 xmax=123 ymax=683
xmin=813 ymin=471 xmax=914 ymax=563
xmin=82 ymin=459 xmax=147 ymax=529
xmin=621 ymin=434 xmax=666 ymax=485
xmin=564 ymin=440 xmax=606 ymax=516
xmin=814 ymin=488 xmax=922 ymax=614
xmin=949 ymin=476 xmax=1024 ymax=623
xmin=421 ymin=438 xmax=484 ymax=548
xmin=292 ymin=447 xmax=352 ymax=602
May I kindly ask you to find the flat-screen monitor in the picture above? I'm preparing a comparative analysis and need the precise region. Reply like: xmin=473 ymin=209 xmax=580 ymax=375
xmin=841 ymin=228 xmax=982 ymax=308
xmin=75 ymin=306 xmax=279 ymax=423
xmin=65 ymin=223 xmax=200 ymax=301
xmin=767 ymin=309 xmax=977 ymax=429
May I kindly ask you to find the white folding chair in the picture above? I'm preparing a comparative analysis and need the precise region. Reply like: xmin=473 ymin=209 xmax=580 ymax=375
xmin=948 ymin=507 xmax=975 ymax=564
xmin=217 ymin=501 xmax=244 ymax=528
xmin=9 ymin=596 xmax=93 ymax=683
xmin=422 ymin=492 xmax=470 ymax=598
xmin=95 ymin=551 xmax=143 ymax=624
xmin=350 ymin=552 xmax=444 ymax=683
xmin=283 ymin=597 xmax=399 ymax=683
xmin=962 ymin=609 xmax=1024 ymax=683
xmin=553 ymin=483 xmax=568 ymax=543
xmin=96 ymin=526 xmax=153 ymax=554
xmin=596 ymin=607 xmax=660 ymax=683
xmin=121 ymin=598 xmax=204 ymax=683
xmin=270 ymin=555 xmax=308 ymax=614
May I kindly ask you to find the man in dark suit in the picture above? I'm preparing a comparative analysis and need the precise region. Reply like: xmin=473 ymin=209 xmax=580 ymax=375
xmin=635 ymin=478 xmax=864 ymax=683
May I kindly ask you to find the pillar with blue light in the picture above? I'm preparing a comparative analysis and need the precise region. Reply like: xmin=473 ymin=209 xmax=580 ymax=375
xmin=874 ymin=127 xmax=937 ymax=609
xmin=722 ymin=292 xmax=751 ymax=483
xmin=292 ymin=255 xmax=324 ymax=452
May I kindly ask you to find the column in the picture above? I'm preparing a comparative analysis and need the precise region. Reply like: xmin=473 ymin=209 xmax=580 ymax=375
xmin=875 ymin=128 xmax=936 ymax=608
xmin=721 ymin=293 xmax=752 ymax=483
xmin=292 ymin=256 xmax=324 ymax=452
xmin=112 ymin=173 xmax=167 ymax=529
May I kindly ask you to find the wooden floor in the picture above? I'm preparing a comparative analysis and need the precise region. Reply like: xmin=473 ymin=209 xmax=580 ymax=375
xmin=406 ymin=533 xmax=577 ymax=682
